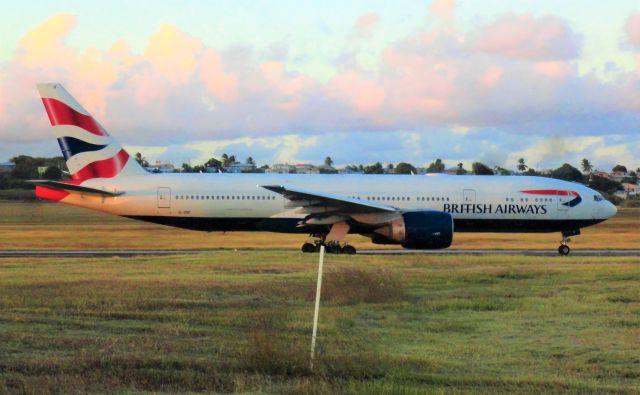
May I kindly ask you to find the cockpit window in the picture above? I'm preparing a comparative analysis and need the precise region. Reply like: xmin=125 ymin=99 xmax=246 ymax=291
xmin=593 ymin=195 xmax=604 ymax=202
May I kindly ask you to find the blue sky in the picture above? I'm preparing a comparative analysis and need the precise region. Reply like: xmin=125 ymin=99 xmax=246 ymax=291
xmin=1 ymin=0 xmax=639 ymax=171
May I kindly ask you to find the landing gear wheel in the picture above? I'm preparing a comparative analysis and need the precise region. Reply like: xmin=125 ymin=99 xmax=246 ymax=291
xmin=325 ymin=241 xmax=342 ymax=254
xmin=301 ymin=242 xmax=316 ymax=253
xmin=342 ymin=245 xmax=357 ymax=255
xmin=557 ymin=230 xmax=579 ymax=256
xmin=558 ymin=245 xmax=570 ymax=255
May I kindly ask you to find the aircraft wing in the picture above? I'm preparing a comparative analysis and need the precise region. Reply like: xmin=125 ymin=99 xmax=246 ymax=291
xmin=27 ymin=180 xmax=125 ymax=197
xmin=260 ymin=184 xmax=400 ymax=228
xmin=262 ymin=184 xmax=396 ymax=214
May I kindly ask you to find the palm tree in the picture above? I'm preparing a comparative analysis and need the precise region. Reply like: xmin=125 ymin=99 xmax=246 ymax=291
xmin=517 ymin=158 xmax=527 ymax=172
xmin=134 ymin=152 xmax=149 ymax=167
xmin=581 ymin=158 xmax=593 ymax=174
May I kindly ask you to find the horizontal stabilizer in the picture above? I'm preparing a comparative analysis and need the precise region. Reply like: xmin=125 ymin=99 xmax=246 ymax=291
xmin=27 ymin=180 xmax=125 ymax=197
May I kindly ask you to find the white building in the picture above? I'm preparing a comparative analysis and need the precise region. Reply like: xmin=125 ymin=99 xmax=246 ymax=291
xmin=225 ymin=162 xmax=256 ymax=173
xmin=295 ymin=164 xmax=316 ymax=173
xmin=266 ymin=164 xmax=296 ymax=174
xmin=610 ymin=171 xmax=629 ymax=183
xmin=611 ymin=182 xmax=639 ymax=200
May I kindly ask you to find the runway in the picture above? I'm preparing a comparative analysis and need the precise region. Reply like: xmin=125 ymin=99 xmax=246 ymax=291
xmin=359 ymin=249 xmax=640 ymax=257
xmin=0 ymin=249 xmax=638 ymax=258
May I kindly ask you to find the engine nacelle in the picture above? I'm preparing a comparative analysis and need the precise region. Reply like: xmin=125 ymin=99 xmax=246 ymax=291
xmin=373 ymin=210 xmax=453 ymax=249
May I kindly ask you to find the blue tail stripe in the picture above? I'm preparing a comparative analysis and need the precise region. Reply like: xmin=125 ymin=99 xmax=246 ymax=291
xmin=562 ymin=195 xmax=582 ymax=207
xmin=57 ymin=137 xmax=108 ymax=160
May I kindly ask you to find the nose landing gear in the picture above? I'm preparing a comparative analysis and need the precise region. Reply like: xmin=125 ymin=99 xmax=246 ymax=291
xmin=558 ymin=243 xmax=570 ymax=255
xmin=558 ymin=229 xmax=580 ymax=255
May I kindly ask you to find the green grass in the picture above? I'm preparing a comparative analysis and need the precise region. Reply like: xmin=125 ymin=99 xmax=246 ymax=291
xmin=0 ymin=252 xmax=638 ymax=393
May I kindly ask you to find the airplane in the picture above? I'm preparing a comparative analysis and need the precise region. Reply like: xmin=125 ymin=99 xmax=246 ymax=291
xmin=30 ymin=83 xmax=617 ymax=255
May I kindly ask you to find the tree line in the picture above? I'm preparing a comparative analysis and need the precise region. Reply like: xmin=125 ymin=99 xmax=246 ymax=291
xmin=2 ymin=154 xmax=637 ymax=202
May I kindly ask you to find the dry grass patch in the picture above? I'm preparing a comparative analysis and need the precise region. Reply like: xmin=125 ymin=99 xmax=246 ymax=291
xmin=320 ymin=268 xmax=405 ymax=304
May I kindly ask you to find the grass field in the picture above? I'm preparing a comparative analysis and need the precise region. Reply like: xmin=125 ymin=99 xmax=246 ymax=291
xmin=0 ymin=201 xmax=638 ymax=250
xmin=0 ymin=201 xmax=638 ymax=393
xmin=0 ymin=252 xmax=638 ymax=393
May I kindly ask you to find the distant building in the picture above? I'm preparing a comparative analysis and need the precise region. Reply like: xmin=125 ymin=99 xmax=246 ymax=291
xmin=592 ymin=171 xmax=609 ymax=179
xmin=610 ymin=171 xmax=629 ymax=183
xmin=0 ymin=162 xmax=15 ymax=174
xmin=338 ymin=168 xmax=363 ymax=174
xmin=622 ymin=183 xmax=640 ymax=197
xmin=295 ymin=163 xmax=316 ymax=173
xmin=225 ymin=162 xmax=256 ymax=173
xmin=266 ymin=164 xmax=296 ymax=174
xmin=37 ymin=166 xmax=49 ymax=176
xmin=444 ymin=167 xmax=458 ymax=175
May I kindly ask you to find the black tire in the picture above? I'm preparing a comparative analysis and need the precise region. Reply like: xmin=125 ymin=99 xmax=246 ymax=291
xmin=328 ymin=244 xmax=340 ymax=254
xmin=558 ymin=245 xmax=570 ymax=255
xmin=302 ymin=243 xmax=315 ymax=253
xmin=342 ymin=245 xmax=357 ymax=255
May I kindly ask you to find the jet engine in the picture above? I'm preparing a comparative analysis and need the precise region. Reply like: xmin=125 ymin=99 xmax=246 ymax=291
xmin=372 ymin=210 xmax=453 ymax=249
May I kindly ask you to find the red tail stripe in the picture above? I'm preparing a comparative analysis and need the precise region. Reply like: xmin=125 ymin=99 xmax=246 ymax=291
xmin=35 ymin=186 xmax=69 ymax=201
xmin=35 ymin=180 xmax=86 ymax=201
xmin=41 ymin=98 xmax=108 ymax=137
xmin=71 ymin=149 xmax=129 ymax=180
xmin=520 ymin=189 xmax=578 ymax=196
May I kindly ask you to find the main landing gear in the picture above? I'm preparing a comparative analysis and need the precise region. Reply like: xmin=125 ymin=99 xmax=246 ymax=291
xmin=301 ymin=222 xmax=356 ymax=254
xmin=301 ymin=239 xmax=357 ymax=255
xmin=558 ymin=229 xmax=580 ymax=255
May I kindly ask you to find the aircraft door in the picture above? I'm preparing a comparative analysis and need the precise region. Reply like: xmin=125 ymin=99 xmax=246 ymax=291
xmin=463 ymin=189 xmax=476 ymax=205
xmin=157 ymin=187 xmax=171 ymax=208
xmin=557 ymin=190 xmax=570 ymax=211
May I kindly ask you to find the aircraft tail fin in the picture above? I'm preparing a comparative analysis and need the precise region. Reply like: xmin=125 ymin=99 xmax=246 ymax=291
xmin=36 ymin=83 xmax=147 ymax=181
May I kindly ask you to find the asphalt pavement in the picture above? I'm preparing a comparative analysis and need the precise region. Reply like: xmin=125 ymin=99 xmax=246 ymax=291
xmin=0 ymin=249 xmax=638 ymax=258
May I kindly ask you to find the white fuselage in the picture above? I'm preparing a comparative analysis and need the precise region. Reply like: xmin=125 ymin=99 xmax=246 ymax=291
xmin=59 ymin=173 xmax=616 ymax=234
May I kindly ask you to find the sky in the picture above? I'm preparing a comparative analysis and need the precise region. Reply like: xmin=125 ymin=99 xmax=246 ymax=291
xmin=0 ymin=0 xmax=638 ymax=171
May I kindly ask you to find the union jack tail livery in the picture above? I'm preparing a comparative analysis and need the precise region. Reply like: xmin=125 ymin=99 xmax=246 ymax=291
xmin=36 ymin=83 xmax=147 ymax=181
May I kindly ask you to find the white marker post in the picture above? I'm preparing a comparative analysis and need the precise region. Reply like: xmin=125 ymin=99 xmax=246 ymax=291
xmin=310 ymin=245 xmax=325 ymax=370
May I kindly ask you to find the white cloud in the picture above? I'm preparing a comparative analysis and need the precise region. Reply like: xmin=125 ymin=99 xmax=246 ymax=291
xmin=1 ymin=12 xmax=638 ymax=172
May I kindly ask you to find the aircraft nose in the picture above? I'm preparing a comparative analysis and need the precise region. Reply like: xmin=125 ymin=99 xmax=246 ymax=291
xmin=594 ymin=200 xmax=617 ymax=219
